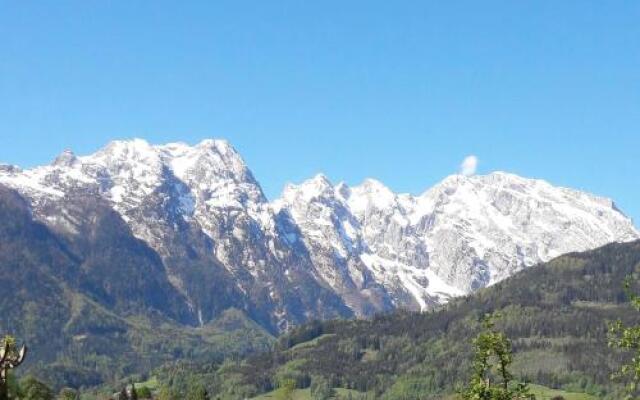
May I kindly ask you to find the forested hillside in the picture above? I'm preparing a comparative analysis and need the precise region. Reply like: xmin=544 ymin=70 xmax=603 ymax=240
xmin=171 ymin=240 xmax=640 ymax=400
xmin=0 ymin=185 xmax=274 ymax=389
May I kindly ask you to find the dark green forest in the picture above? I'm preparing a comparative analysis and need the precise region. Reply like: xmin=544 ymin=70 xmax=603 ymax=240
xmin=139 ymin=240 xmax=640 ymax=400
xmin=0 ymin=185 xmax=274 ymax=390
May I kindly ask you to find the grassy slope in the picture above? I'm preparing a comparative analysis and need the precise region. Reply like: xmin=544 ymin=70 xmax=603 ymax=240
xmin=287 ymin=334 xmax=337 ymax=352
xmin=252 ymin=388 xmax=368 ymax=400
xmin=528 ymin=384 xmax=597 ymax=400
xmin=252 ymin=385 xmax=597 ymax=400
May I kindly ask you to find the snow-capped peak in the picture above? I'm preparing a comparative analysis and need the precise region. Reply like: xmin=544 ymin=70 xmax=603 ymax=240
xmin=347 ymin=178 xmax=398 ymax=214
xmin=52 ymin=149 xmax=78 ymax=167
xmin=157 ymin=139 xmax=263 ymax=199
xmin=0 ymin=137 xmax=266 ymax=216
xmin=275 ymin=170 xmax=639 ymax=311
xmin=1 ymin=138 xmax=637 ymax=322
xmin=280 ymin=173 xmax=335 ymax=204
xmin=90 ymin=138 xmax=161 ymax=170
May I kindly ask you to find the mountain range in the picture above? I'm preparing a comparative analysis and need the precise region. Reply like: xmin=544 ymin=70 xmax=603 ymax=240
xmin=0 ymin=138 xmax=637 ymax=336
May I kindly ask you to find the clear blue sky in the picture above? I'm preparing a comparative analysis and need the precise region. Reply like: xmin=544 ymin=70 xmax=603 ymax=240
xmin=0 ymin=1 xmax=638 ymax=224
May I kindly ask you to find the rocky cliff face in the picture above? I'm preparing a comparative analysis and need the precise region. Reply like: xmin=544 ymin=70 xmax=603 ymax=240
xmin=277 ymin=172 xmax=639 ymax=312
xmin=1 ymin=138 xmax=637 ymax=331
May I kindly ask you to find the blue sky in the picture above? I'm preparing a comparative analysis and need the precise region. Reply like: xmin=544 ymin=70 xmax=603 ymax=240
xmin=0 ymin=1 xmax=638 ymax=224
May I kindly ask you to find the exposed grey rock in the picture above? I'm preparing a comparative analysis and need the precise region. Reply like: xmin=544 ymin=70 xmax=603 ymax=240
xmin=0 ymin=138 xmax=637 ymax=331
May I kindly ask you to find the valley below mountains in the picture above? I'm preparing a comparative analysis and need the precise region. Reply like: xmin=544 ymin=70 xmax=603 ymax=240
xmin=0 ymin=138 xmax=638 ymax=388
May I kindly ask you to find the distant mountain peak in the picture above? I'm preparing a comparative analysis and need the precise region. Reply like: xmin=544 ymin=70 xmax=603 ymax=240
xmin=0 ymin=138 xmax=637 ymax=325
xmin=276 ymin=165 xmax=639 ymax=309
xmin=196 ymin=137 xmax=233 ymax=152
xmin=98 ymin=138 xmax=157 ymax=159
xmin=281 ymin=173 xmax=335 ymax=202
xmin=52 ymin=149 xmax=77 ymax=167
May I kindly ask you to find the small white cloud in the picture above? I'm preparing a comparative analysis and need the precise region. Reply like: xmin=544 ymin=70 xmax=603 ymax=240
xmin=460 ymin=155 xmax=478 ymax=176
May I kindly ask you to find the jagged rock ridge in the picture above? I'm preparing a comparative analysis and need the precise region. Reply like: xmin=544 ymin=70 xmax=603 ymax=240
xmin=0 ymin=138 xmax=637 ymax=330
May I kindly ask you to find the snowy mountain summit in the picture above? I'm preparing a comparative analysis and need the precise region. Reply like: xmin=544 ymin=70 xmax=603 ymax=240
xmin=0 ymin=138 xmax=637 ymax=330
xmin=276 ymin=171 xmax=638 ymax=311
